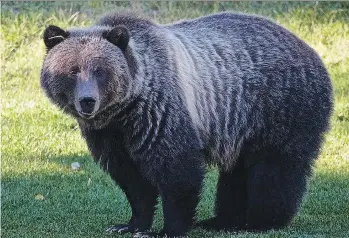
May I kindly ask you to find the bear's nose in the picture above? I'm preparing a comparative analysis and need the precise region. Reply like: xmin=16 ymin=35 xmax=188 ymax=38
xmin=79 ymin=97 xmax=96 ymax=115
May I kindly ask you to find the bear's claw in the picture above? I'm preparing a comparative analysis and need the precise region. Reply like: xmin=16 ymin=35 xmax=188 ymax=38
xmin=133 ymin=231 xmax=158 ymax=238
xmin=106 ymin=224 xmax=138 ymax=234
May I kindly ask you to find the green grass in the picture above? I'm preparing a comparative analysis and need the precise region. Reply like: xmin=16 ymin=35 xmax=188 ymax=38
xmin=1 ymin=2 xmax=349 ymax=238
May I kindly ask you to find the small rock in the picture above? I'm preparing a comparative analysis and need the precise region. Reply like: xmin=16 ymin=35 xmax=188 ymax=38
xmin=71 ymin=162 xmax=81 ymax=170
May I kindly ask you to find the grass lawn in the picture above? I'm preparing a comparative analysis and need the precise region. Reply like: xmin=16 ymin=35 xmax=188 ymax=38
xmin=1 ymin=2 xmax=349 ymax=238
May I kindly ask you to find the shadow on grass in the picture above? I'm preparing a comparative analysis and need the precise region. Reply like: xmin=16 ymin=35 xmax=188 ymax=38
xmin=2 ymin=153 xmax=349 ymax=238
xmin=2 ymin=153 xmax=130 ymax=238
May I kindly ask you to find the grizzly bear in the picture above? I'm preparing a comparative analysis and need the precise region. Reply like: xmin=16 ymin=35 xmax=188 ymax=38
xmin=41 ymin=12 xmax=333 ymax=237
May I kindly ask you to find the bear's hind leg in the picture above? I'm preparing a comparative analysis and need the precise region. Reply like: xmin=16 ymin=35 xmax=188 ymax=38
xmin=197 ymin=159 xmax=248 ymax=231
xmin=245 ymin=158 xmax=310 ymax=231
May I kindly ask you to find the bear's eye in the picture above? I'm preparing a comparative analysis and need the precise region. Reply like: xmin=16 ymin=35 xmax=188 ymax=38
xmin=93 ymin=68 xmax=106 ymax=77
xmin=69 ymin=66 xmax=80 ymax=76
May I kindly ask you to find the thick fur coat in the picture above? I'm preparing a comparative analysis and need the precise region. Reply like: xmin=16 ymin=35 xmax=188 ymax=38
xmin=41 ymin=12 xmax=333 ymax=237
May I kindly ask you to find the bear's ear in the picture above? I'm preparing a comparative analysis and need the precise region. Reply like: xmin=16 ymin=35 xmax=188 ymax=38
xmin=43 ymin=25 xmax=69 ymax=51
xmin=104 ymin=25 xmax=129 ymax=50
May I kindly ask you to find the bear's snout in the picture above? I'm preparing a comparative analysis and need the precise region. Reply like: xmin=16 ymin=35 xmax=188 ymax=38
xmin=74 ymin=78 xmax=100 ymax=119
xmin=79 ymin=97 xmax=96 ymax=115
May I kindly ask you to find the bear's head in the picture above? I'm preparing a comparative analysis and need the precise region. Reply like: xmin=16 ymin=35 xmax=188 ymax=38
xmin=40 ymin=24 xmax=134 ymax=121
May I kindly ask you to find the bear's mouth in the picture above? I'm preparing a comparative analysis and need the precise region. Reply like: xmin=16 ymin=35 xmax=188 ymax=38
xmin=78 ymin=111 xmax=95 ymax=119
xmin=62 ymin=104 xmax=95 ymax=120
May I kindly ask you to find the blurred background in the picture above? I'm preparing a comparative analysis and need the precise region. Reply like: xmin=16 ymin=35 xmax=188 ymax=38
xmin=1 ymin=1 xmax=349 ymax=238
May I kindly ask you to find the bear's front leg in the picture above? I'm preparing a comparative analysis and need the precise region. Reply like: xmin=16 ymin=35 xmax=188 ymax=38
xmin=105 ymin=156 xmax=159 ymax=234
xmin=160 ymin=176 xmax=203 ymax=237
xmin=135 ymin=151 xmax=204 ymax=237
xmin=81 ymin=126 xmax=159 ymax=235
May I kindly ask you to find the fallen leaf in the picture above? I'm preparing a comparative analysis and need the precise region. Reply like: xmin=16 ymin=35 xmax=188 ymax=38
xmin=35 ymin=194 xmax=45 ymax=200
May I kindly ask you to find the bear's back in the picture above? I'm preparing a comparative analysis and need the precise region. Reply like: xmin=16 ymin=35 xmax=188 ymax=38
xmin=163 ymin=12 xmax=332 ymax=167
